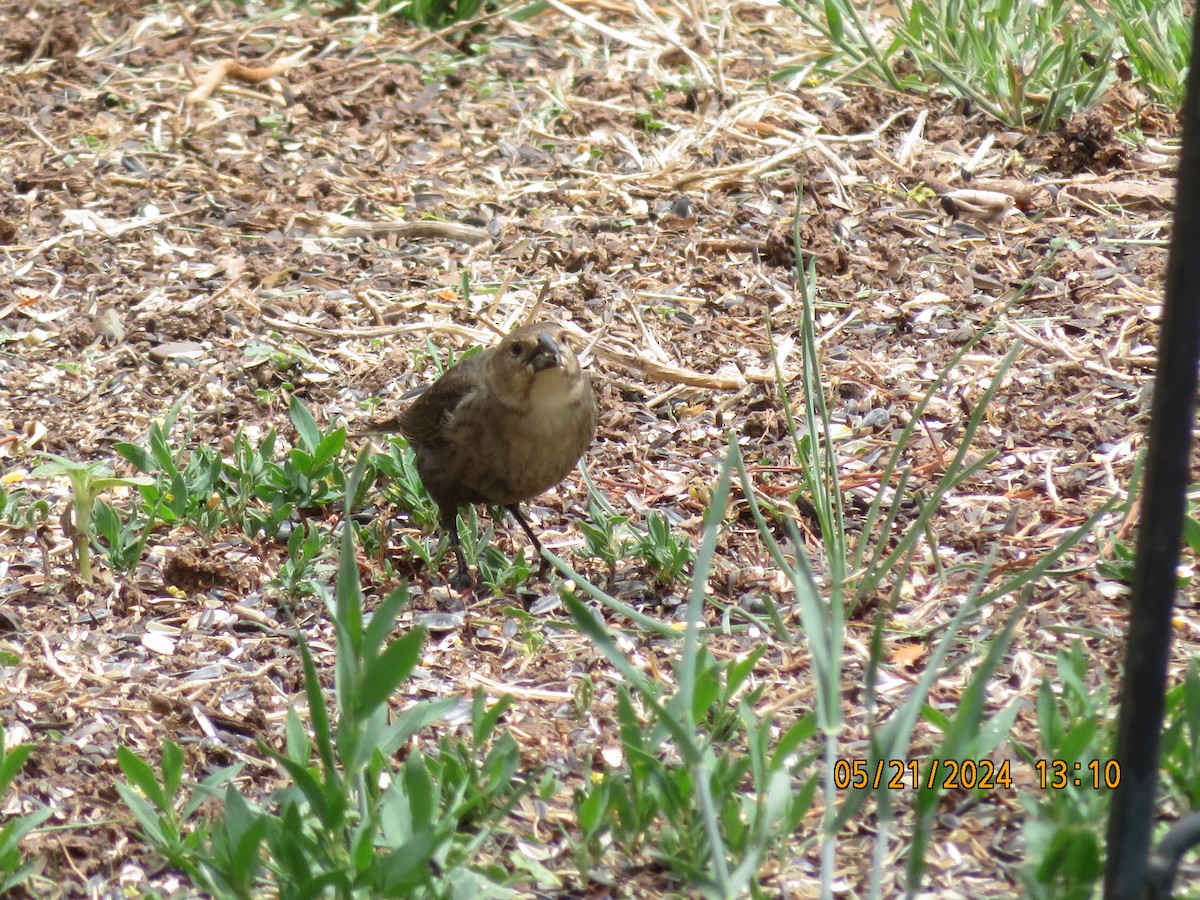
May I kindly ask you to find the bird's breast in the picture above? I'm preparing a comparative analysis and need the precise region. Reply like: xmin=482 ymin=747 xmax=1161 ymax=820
xmin=436 ymin=380 xmax=594 ymax=505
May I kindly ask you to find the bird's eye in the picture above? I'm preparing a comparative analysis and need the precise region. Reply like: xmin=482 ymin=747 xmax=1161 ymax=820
xmin=509 ymin=342 xmax=524 ymax=358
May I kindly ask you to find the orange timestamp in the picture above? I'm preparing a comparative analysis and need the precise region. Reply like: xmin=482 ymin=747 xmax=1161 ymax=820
xmin=1035 ymin=758 xmax=1121 ymax=790
xmin=833 ymin=758 xmax=1013 ymax=791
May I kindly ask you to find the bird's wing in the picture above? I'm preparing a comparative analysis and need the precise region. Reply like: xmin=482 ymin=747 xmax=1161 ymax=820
xmin=394 ymin=354 xmax=484 ymax=446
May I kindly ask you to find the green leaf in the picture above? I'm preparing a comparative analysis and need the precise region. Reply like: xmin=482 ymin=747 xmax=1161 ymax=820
xmin=575 ymin=781 xmax=606 ymax=834
xmin=313 ymin=429 xmax=347 ymax=468
xmin=116 ymin=747 xmax=169 ymax=812
xmin=266 ymin=750 xmax=331 ymax=825
xmin=114 ymin=441 xmax=157 ymax=473
xmin=403 ymin=752 xmax=437 ymax=826
xmin=356 ymin=628 xmax=427 ymax=717
xmin=149 ymin=425 xmax=177 ymax=474
xmin=161 ymin=741 xmax=184 ymax=801
xmin=297 ymin=636 xmax=337 ymax=780
xmin=376 ymin=828 xmax=436 ymax=888
xmin=0 ymin=743 xmax=34 ymax=792
xmin=770 ymin=713 xmax=817 ymax=772
xmin=284 ymin=708 xmax=311 ymax=766
xmin=289 ymin=395 xmax=321 ymax=453
xmin=116 ymin=782 xmax=170 ymax=845
xmin=1184 ymin=514 xmax=1200 ymax=553
xmin=474 ymin=692 xmax=515 ymax=743
xmin=363 ymin=584 xmax=411 ymax=658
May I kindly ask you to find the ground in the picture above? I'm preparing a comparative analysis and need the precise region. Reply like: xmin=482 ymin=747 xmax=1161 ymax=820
xmin=0 ymin=0 xmax=1188 ymax=896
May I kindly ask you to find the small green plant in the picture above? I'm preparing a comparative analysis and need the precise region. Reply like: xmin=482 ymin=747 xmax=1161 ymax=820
xmin=117 ymin=453 xmax=529 ymax=895
xmin=401 ymin=532 xmax=439 ymax=575
xmin=116 ymin=741 xmax=245 ymax=892
xmin=243 ymin=341 xmax=319 ymax=378
xmin=1098 ymin=466 xmax=1200 ymax=590
xmin=269 ymin=519 xmax=335 ymax=602
xmin=372 ymin=437 xmax=439 ymax=532
xmin=1096 ymin=522 xmax=1200 ymax=590
xmin=73 ymin=133 xmax=107 ymax=152
xmin=1107 ymin=0 xmax=1190 ymax=110
xmin=634 ymin=510 xmax=694 ymax=589
xmin=32 ymin=453 xmax=153 ymax=583
xmin=635 ymin=109 xmax=667 ymax=133
xmin=376 ymin=0 xmax=490 ymax=29
xmin=224 ymin=428 xmax=293 ymax=540
xmin=578 ymin=475 xmax=635 ymax=582
xmin=780 ymin=0 xmax=1116 ymax=129
xmin=124 ymin=395 xmax=349 ymax=536
xmin=477 ymin=541 xmax=536 ymax=595
xmin=255 ymin=112 xmax=290 ymax=142
xmin=1157 ymin=660 xmax=1200 ymax=812
xmin=567 ymin=452 xmax=820 ymax=893
xmin=0 ymin=483 xmax=50 ymax=531
xmin=451 ymin=505 xmax=491 ymax=573
xmin=501 ymin=606 xmax=547 ymax=655
xmin=1015 ymin=643 xmax=1113 ymax=899
xmin=90 ymin=498 xmax=156 ymax=574
xmin=115 ymin=400 xmax=228 ymax=540
xmin=273 ymin=394 xmax=349 ymax=512
xmin=1097 ymin=538 xmax=1138 ymax=585
xmin=0 ymin=724 xmax=50 ymax=894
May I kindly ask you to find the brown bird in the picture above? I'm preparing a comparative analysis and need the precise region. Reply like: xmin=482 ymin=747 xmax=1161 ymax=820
xmin=385 ymin=322 xmax=596 ymax=586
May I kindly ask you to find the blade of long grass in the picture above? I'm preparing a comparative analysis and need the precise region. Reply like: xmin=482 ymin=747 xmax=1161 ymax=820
xmin=679 ymin=440 xmax=736 ymax=711
xmin=833 ymin=545 xmax=1003 ymax=831
xmin=854 ymin=338 xmax=1025 ymax=601
xmin=545 ymin=550 xmax=683 ymax=637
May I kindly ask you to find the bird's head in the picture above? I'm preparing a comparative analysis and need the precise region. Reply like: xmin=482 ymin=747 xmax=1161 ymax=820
xmin=487 ymin=322 xmax=587 ymax=412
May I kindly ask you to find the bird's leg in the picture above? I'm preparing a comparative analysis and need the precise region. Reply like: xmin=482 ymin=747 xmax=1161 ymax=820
xmin=441 ymin=506 xmax=473 ymax=589
xmin=507 ymin=504 xmax=550 ymax=573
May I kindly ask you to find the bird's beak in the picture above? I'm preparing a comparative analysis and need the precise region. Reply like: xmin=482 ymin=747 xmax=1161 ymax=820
xmin=529 ymin=333 xmax=563 ymax=373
